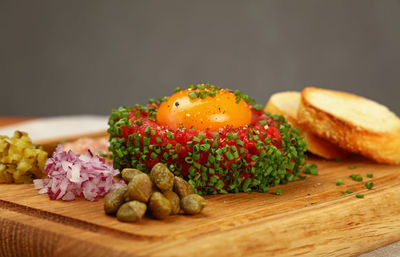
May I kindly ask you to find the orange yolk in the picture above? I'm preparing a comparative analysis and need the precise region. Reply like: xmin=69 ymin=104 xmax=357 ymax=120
xmin=156 ymin=89 xmax=252 ymax=131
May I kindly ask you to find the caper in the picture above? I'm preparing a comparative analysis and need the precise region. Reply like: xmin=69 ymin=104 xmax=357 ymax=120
xmin=127 ymin=173 xmax=153 ymax=203
xmin=121 ymin=168 xmax=143 ymax=183
xmin=150 ymin=163 xmax=174 ymax=191
xmin=116 ymin=201 xmax=147 ymax=222
xmin=163 ymin=190 xmax=180 ymax=215
xmin=173 ymin=176 xmax=194 ymax=198
xmin=181 ymin=194 xmax=206 ymax=215
xmin=104 ymin=185 xmax=128 ymax=215
xmin=148 ymin=192 xmax=172 ymax=219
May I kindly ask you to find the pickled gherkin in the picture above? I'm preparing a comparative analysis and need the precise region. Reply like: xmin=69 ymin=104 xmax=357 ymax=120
xmin=0 ymin=131 xmax=48 ymax=183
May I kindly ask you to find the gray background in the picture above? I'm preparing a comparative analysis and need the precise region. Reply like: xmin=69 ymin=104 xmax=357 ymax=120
xmin=1 ymin=0 xmax=400 ymax=116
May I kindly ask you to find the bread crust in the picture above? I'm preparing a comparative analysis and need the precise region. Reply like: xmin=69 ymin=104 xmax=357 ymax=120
xmin=265 ymin=91 xmax=349 ymax=160
xmin=297 ymin=87 xmax=400 ymax=164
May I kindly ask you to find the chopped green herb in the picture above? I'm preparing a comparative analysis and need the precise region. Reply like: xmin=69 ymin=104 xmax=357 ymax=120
xmin=258 ymin=120 xmax=267 ymax=125
xmin=366 ymin=173 xmax=373 ymax=178
xmin=349 ymin=174 xmax=363 ymax=182
xmin=343 ymin=190 xmax=353 ymax=195
xmin=336 ymin=179 xmax=343 ymax=186
xmin=303 ymin=163 xmax=318 ymax=175
xmin=188 ymin=91 xmax=198 ymax=99
xmin=356 ymin=193 xmax=364 ymax=198
xmin=275 ymin=188 xmax=283 ymax=195
xmin=348 ymin=164 xmax=357 ymax=169
xmin=253 ymin=104 xmax=264 ymax=111
xmin=365 ymin=181 xmax=373 ymax=190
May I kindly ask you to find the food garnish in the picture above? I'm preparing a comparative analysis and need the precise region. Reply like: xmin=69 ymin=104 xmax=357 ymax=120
xmin=108 ymin=83 xmax=307 ymax=195
xmin=366 ymin=173 xmax=373 ymax=178
xmin=349 ymin=174 xmax=363 ymax=182
xmin=0 ymin=131 xmax=47 ymax=183
xmin=341 ymin=190 xmax=354 ymax=196
xmin=336 ymin=179 xmax=343 ymax=186
xmin=34 ymin=145 xmax=124 ymax=201
xmin=365 ymin=181 xmax=373 ymax=190
xmin=303 ymin=163 xmax=318 ymax=176
xmin=104 ymin=163 xmax=206 ymax=222
xmin=356 ymin=193 xmax=364 ymax=199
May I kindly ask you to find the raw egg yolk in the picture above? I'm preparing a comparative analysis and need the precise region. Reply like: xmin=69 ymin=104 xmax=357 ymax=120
xmin=156 ymin=89 xmax=252 ymax=131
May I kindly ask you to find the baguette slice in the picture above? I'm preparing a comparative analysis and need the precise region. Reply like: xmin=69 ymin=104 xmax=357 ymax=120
xmin=265 ymin=91 xmax=350 ymax=160
xmin=297 ymin=87 xmax=400 ymax=164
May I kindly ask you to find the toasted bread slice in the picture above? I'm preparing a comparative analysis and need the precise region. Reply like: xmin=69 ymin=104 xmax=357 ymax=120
xmin=297 ymin=87 xmax=400 ymax=164
xmin=265 ymin=91 xmax=350 ymax=160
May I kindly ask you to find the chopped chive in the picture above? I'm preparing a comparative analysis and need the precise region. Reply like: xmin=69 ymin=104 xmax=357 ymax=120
xmin=198 ymin=132 xmax=206 ymax=138
xmin=225 ymin=151 xmax=234 ymax=161
xmin=236 ymin=140 xmax=244 ymax=147
xmin=365 ymin=181 xmax=373 ymax=190
xmin=188 ymin=91 xmax=198 ymax=99
xmin=303 ymin=163 xmax=318 ymax=175
xmin=348 ymin=164 xmax=357 ymax=169
xmin=143 ymin=137 xmax=150 ymax=146
xmin=145 ymin=126 xmax=151 ymax=135
xmin=215 ymin=180 xmax=225 ymax=190
xmin=253 ymin=104 xmax=264 ymax=111
xmin=258 ymin=120 xmax=267 ymax=125
xmin=192 ymin=136 xmax=201 ymax=142
xmin=155 ymin=137 xmax=162 ymax=143
xmin=185 ymin=157 xmax=193 ymax=164
xmin=200 ymin=143 xmax=211 ymax=152
xmin=150 ymin=152 xmax=158 ymax=159
xmin=366 ymin=173 xmax=373 ymax=178
xmin=163 ymin=152 xmax=169 ymax=160
xmin=336 ymin=179 xmax=343 ymax=186
xmin=275 ymin=188 xmax=283 ymax=195
xmin=349 ymin=174 xmax=363 ymax=182
xmin=356 ymin=193 xmax=364 ymax=198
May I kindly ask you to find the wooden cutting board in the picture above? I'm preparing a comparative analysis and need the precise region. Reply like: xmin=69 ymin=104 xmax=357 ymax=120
xmin=1 ymin=153 xmax=400 ymax=257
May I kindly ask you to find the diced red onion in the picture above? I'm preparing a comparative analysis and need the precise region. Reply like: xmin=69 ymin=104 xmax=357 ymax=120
xmin=34 ymin=144 xmax=125 ymax=201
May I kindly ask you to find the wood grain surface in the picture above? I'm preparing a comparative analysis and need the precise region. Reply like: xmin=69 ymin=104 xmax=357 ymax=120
xmin=1 ymin=155 xmax=400 ymax=257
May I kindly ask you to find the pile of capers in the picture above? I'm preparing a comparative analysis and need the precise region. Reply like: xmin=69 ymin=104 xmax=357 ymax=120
xmin=104 ymin=163 xmax=206 ymax=222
